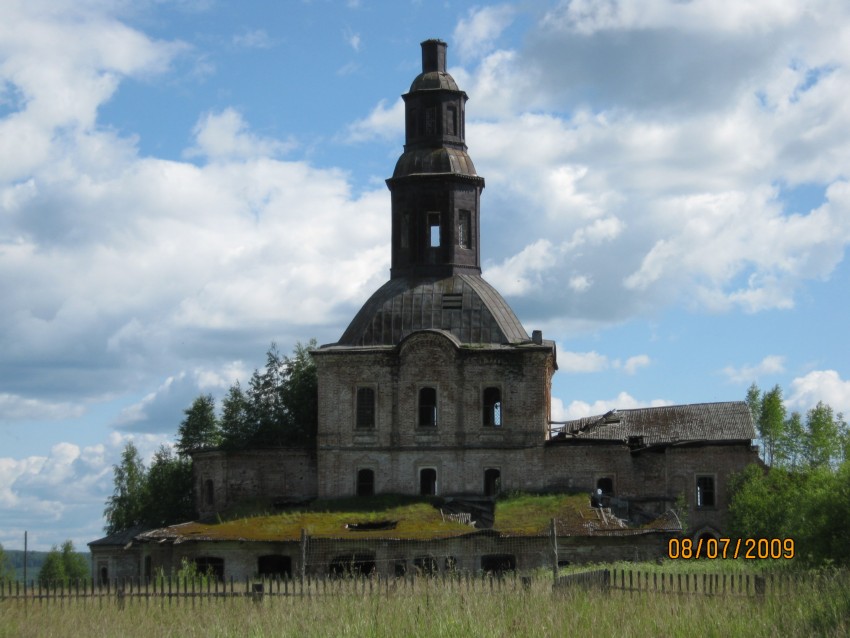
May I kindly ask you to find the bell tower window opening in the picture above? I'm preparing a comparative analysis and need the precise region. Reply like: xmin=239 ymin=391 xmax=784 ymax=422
xmin=400 ymin=212 xmax=410 ymax=250
xmin=425 ymin=107 xmax=437 ymax=135
xmin=458 ymin=210 xmax=471 ymax=249
xmin=446 ymin=105 xmax=457 ymax=136
xmin=428 ymin=213 xmax=441 ymax=247
xmin=419 ymin=387 xmax=437 ymax=427
xmin=356 ymin=387 xmax=375 ymax=429
xmin=483 ymin=387 xmax=502 ymax=427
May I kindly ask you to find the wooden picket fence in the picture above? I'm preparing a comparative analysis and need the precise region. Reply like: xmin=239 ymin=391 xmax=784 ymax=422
xmin=0 ymin=570 xmax=538 ymax=606
xmin=554 ymin=568 xmax=844 ymax=598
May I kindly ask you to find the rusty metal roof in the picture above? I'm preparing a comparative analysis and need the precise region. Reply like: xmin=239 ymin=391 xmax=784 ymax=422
xmin=334 ymin=274 xmax=530 ymax=346
xmin=551 ymin=402 xmax=755 ymax=446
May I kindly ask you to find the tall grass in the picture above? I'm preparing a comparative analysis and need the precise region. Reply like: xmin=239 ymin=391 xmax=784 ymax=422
xmin=1 ymin=570 xmax=847 ymax=637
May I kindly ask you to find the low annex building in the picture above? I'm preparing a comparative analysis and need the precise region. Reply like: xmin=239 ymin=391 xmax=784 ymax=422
xmin=90 ymin=40 xmax=758 ymax=582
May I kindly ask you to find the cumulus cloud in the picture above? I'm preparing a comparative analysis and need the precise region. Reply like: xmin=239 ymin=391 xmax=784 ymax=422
xmin=786 ymin=370 xmax=850 ymax=414
xmin=453 ymin=4 xmax=516 ymax=61
xmin=722 ymin=355 xmax=786 ymax=384
xmin=186 ymin=108 xmax=296 ymax=160
xmin=551 ymin=391 xmax=672 ymax=421
xmin=557 ymin=350 xmax=651 ymax=375
xmin=0 ymin=432 xmax=171 ymax=550
xmin=344 ymin=98 xmax=405 ymax=143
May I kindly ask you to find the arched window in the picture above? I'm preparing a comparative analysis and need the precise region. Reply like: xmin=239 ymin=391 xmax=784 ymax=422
xmin=596 ymin=477 xmax=614 ymax=497
xmin=483 ymin=387 xmax=502 ymax=427
xmin=356 ymin=387 xmax=375 ymax=429
xmin=419 ymin=387 xmax=437 ymax=427
xmin=204 ymin=479 xmax=214 ymax=506
xmin=420 ymin=468 xmax=437 ymax=496
xmin=356 ymin=469 xmax=375 ymax=496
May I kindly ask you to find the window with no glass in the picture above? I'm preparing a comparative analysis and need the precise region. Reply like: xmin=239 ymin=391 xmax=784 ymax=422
xmin=356 ymin=387 xmax=375 ymax=429
xmin=483 ymin=387 xmax=502 ymax=427
xmin=428 ymin=213 xmax=441 ymax=247
xmin=356 ymin=468 xmax=375 ymax=496
xmin=419 ymin=387 xmax=437 ymax=427
xmin=696 ymin=475 xmax=715 ymax=509
xmin=458 ymin=210 xmax=471 ymax=248
xmin=419 ymin=468 xmax=437 ymax=495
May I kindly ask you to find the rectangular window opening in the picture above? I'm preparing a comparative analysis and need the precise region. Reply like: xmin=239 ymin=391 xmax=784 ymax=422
xmin=696 ymin=475 xmax=715 ymax=509
xmin=428 ymin=213 xmax=441 ymax=247
xmin=458 ymin=210 xmax=471 ymax=248
xmin=356 ymin=387 xmax=375 ymax=429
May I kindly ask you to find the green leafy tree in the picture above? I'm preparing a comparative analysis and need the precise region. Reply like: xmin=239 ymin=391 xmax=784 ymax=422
xmin=0 ymin=543 xmax=13 ymax=582
xmin=745 ymin=382 xmax=761 ymax=427
xmin=176 ymin=394 xmax=220 ymax=456
xmin=60 ymin=540 xmax=88 ymax=582
xmin=758 ymin=385 xmax=786 ymax=467
xmin=38 ymin=541 xmax=88 ymax=586
xmin=144 ymin=446 xmax=195 ymax=526
xmin=777 ymin=411 xmax=805 ymax=469
xmin=104 ymin=442 xmax=148 ymax=534
xmin=805 ymin=402 xmax=842 ymax=469
xmin=38 ymin=547 xmax=66 ymax=586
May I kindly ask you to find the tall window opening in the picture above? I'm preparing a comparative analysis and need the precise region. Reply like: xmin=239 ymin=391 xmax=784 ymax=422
xmin=425 ymin=107 xmax=437 ymax=135
xmin=458 ymin=210 xmax=471 ymax=248
xmin=356 ymin=469 xmax=375 ymax=496
xmin=420 ymin=468 xmax=437 ymax=496
xmin=400 ymin=212 xmax=410 ymax=250
xmin=696 ymin=476 xmax=715 ymax=509
xmin=356 ymin=387 xmax=375 ymax=429
xmin=204 ymin=479 xmax=214 ymax=506
xmin=428 ymin=213 xmax=441 ymax=247
xmin=446 ymin=105 xmax=457 ymax=136
xmin=483 ymin=387 xmax=502 ymax=427
xmin=419 ymin=387 xmax=437 ymax=427
xmin=484 ymin=468 xmax=501 ymax=497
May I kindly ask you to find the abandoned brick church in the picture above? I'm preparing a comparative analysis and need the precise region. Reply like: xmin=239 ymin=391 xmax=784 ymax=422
xmin=91 ymin=40 xmax=758 ymax=581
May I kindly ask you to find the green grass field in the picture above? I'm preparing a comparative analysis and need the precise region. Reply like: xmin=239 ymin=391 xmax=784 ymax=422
xmin=2 ymin=566 xmax=847 ymax=637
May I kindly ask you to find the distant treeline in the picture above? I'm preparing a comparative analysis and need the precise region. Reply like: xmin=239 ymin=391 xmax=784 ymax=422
xmin=3 ymin=549 xmax=91 ymax=582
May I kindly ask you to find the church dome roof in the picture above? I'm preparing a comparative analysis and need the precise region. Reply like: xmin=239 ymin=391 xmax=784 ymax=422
xmin=392 ymin=146 xmax=478 ymax=179
xmin=409 ymin=71 xmax=460 ymax=92
xmin=336 ymin=274 xmax=530 ymax=347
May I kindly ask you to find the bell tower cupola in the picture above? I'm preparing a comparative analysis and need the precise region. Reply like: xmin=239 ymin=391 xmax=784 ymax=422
xmin=387 ymin=39 xmax=485 ymax=279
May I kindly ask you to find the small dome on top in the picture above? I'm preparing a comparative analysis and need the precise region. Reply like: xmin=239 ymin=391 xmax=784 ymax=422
xmin=408 ymin=39 xmax=461 ymax=93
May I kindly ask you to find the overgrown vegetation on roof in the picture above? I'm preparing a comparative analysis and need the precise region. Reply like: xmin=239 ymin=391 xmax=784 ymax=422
xmin=140 ymin=492 xmax=670 ymax=544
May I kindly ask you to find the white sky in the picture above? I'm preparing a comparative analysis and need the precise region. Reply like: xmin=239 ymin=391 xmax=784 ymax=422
xmin=1 ymin=0 xmax=849 ymax=550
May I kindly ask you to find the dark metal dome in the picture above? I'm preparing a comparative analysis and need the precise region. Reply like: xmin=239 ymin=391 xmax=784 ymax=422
xmin=409 ymin=71 xmax=460 ymax=92
xmin=337 ymin=274 xmax=530 ymax=346
xmin=392 ymin=146 xmax=478 ymax=178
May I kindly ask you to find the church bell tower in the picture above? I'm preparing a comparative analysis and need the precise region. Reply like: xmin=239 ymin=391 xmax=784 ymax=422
xmin=387 ymin=39 xmax=485 ymax=279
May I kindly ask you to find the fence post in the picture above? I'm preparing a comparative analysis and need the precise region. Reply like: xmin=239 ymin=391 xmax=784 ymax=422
xmin=300 ymin=529 xmax=307 ymax=589
xmin=550 ymin=518 xmax=558 ymax=584
xmin=755 ymin=575 xmax=765 ymax=601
